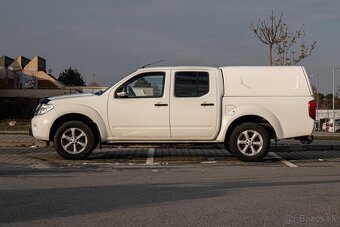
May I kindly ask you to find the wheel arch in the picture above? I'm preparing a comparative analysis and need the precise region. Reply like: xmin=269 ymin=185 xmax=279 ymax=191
xmin=224 ymin=115 xmax=274 ymax=143
xmin=49 ymin=113 xmax=102 ymax=143
xmin=218 ymin=105 xmax=284 ymax=145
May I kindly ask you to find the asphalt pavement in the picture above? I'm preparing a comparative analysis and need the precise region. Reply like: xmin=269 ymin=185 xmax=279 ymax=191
xmin=0 ymin=131 xmax=339 ymax=226
xmin=0 ymin=164 xmax=339 ymax=226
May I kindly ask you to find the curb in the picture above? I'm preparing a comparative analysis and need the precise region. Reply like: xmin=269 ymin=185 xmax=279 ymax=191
xmin=0 ymin=142 xmax=339 ymax=152
xmin=0 ymin=140 xmax=48 ymax=148
xmin=270 ymin=145 xmax=334 ymax=152
xmin=0 ymin=131 xmax=29 ymax=135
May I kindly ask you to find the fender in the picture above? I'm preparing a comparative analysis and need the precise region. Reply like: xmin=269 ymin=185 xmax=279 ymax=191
xmin=216 ymin=104 xmax=284 ymax=141
xmin=52 ymin=104 xmax=109 ymax=142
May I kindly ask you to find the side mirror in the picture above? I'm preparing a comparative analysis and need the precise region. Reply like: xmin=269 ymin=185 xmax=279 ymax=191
xmin=116 ymin=86 xmax=128 ymax=98
xmin=117 ymin=91 xmax=128 ymax=98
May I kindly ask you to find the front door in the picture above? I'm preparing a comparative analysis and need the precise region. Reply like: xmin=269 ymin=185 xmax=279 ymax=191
xmin=108 ymin=70 xmax=170 ymax=140
xmin=169 ymin=70 xmax=218 ymax=140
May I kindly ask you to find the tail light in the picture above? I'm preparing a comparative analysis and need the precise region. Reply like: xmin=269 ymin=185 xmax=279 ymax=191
xmin=308 ymin=100 xmax=316 ymax=120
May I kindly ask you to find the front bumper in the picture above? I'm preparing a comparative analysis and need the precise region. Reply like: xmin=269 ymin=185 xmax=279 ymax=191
xmin=31 ymin=109 xmax=58 ymax=141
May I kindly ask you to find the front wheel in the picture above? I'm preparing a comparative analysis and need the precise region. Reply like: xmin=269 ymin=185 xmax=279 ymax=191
xmin=54 ymin=121 xmax=96 ymax=159
xmin=228 ymin=123 xmax=270 ymax=162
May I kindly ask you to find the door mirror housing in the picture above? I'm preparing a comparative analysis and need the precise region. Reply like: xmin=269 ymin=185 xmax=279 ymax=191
xmin=117 ymin=91 xmax=128 ymax=98
xmin=116 ymin=86 xmax=128 ymax=98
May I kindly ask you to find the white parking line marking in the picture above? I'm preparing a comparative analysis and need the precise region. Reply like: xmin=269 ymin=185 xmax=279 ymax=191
xmin=269 ymin=152 xmax=298 ymax=168
xmin=146 ymin=148 xmax=155 ymax=165
xmin=201 ymin=161 xmax=217 ymax=164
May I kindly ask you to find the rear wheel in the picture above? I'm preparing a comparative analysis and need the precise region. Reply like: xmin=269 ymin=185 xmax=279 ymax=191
xmin=229 ymin=123 xmax=270 ymax=162
xmin=54 ymin=121 xmax=96 ymax=159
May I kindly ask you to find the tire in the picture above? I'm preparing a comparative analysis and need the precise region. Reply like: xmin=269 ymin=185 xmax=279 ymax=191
xmin=54 ymin=121 xmax=96 ymax=159
xmin=228 ymin=123 xmax=270 ymax=162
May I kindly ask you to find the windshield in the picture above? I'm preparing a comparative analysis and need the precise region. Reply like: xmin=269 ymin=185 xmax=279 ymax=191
xmin=95 ymin=87 xmax=110 ymax=95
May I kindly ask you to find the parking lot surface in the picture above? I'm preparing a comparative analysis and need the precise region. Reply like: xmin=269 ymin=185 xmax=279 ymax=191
xmin=1 ymin=146 xmax=340 ymax=169
xmin=1 ymin=144 xmax=339 ymax=226
xmin=1 ymin=159 xmax=339 ymax=226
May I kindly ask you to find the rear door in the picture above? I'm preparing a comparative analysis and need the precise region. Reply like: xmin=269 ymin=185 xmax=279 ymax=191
xmin=169 ymin=69 xmax=218 ymax=140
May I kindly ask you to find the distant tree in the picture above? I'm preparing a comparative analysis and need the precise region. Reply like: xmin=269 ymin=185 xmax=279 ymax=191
xmin=249 ymin=11 xmax=316 ymax=65
xmin=58 ymin=67 xmax=85 ymax=86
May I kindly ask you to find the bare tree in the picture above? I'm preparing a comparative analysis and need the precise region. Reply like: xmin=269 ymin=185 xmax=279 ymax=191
xmin=273 ymin=26 xmax=316 ymax=65
xmin=249 ymin=11 xmax=316 ymax=65
xmin=249 ymin=11 xmax=282 ymax=65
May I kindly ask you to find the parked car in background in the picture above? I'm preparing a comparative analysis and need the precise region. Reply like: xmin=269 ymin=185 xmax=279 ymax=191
xmin=320 ymin=118 xmax=329 ymax=131
xmin=326 ymin=119 xmax=340 ymax=133
xmin=322 ymin=121 xmax=328 ymax=131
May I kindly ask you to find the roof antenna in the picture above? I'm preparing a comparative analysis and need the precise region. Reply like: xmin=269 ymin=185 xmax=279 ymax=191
xmin=141 ymin=59 xmax=164 ymax=68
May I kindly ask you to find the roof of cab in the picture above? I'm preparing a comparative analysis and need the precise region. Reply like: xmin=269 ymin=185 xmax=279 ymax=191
xmin=136 ymin=66 xmax=218 ymax=72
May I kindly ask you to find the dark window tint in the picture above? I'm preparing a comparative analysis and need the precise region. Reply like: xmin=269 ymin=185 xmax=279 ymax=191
xmin=175 ymin=71 xmax=209 ymax=97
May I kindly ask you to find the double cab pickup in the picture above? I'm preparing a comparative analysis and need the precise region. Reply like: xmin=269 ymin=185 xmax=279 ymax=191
xmin=31 ymin=66 xmax=315 ymax=161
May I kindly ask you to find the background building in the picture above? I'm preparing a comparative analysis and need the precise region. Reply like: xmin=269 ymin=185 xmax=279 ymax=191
xmin=0 ymin=55 xmax=63 ymax=89
xmin=0 ymin=55 xmax=107 ymax=119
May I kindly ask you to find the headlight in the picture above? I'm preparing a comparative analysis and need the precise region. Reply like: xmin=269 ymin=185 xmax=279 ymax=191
xmin=35 ymin=104 xmax=54 ymax=115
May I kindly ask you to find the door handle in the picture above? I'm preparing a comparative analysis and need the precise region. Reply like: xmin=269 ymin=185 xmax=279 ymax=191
xmin=154 ymin=103 xmax=168 ymax=107
xmin=201 ymin=102 xmax=214 ymax=106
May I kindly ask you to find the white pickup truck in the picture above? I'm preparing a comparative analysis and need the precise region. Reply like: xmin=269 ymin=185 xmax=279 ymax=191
xmin=31 ymin=66 xmax=315 ymax=161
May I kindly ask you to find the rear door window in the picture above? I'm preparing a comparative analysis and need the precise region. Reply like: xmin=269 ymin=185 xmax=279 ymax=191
xmin=174 ymin=72 xmax=209 ymax=97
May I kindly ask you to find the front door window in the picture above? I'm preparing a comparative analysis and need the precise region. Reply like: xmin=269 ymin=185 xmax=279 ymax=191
xmin=117 ymin=72 xmax=165 ymax=98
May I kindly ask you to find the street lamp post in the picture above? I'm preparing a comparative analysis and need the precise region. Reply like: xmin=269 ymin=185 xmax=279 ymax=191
xmin=332 ymin=67 xmax=340 ymax=132
xmin=310 ymin=74 xmax=320 ymax=130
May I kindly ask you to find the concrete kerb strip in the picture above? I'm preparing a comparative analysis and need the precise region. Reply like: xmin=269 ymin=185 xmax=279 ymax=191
xmin=0 ymin=140 xmax=48 ymax=148
xmin=0 ymin=131 xmax=29 ymax=135
xmin=270 ymin=145 xmax=339 ymax=152
xmin=1 ymin=142 xmax=340 ymax=151
xmin=0 ymin=132 xmax=340 ymax=151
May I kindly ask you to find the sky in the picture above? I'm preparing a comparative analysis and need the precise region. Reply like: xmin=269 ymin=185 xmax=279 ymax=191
xmin=1 ymin=0 xmax=340 ymax=93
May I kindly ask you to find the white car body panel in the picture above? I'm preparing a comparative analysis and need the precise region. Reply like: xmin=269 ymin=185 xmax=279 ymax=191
xmin=107 ymin=69 xmax=171 ymax=140
xmin=31 ymin=109 xmax=58 ymax=141
xmin=169 ymin=68 xmax=222 ymax=140
xmin=33 ymin=94 xmax=111 ymax=141
xmin=220 ymin=66 xmax=312 ymax=97
xmin=31 ymin=66 xmax=314 ymax=144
